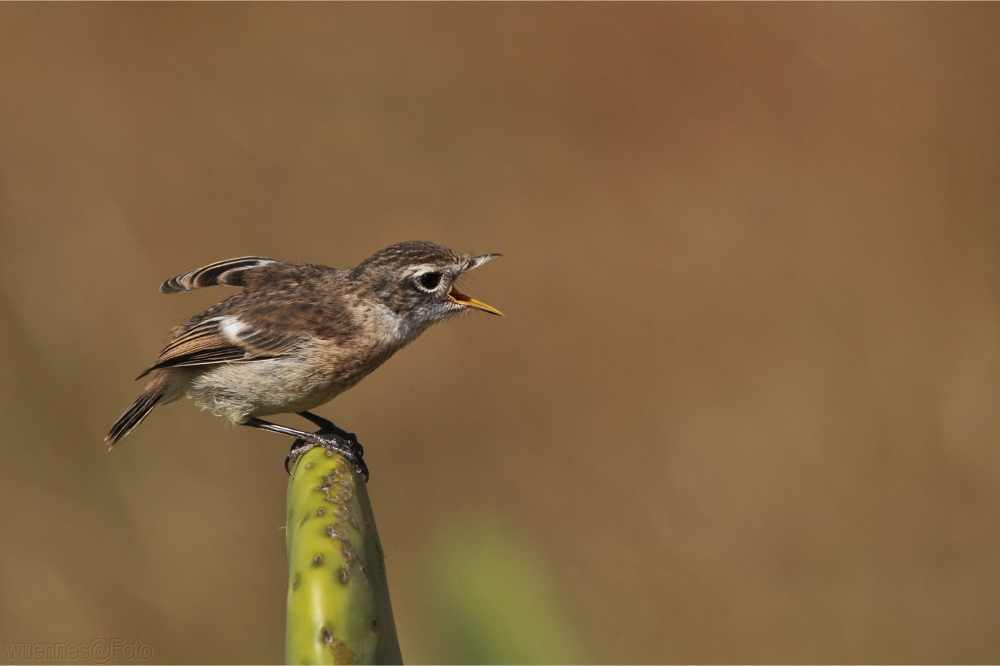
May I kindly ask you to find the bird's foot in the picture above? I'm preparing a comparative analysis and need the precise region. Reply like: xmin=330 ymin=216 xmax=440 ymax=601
xmin=285 ymin=431 xmax=368 ymax=481
xmin=243 ymin=415 xmax=368 ymax=480
xmin=297 ymin=411 xmax=364 ymax=457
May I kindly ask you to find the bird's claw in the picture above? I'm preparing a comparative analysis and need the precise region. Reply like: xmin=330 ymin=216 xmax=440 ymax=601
xmin=297 ymin=412 xmax=361 ymax=452
xmin=285 ymin=431 xmax=369 ymax=482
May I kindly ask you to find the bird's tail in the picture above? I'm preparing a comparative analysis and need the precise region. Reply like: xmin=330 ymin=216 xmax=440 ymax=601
xmin=106 ymin=373 xmax=171 ymax=447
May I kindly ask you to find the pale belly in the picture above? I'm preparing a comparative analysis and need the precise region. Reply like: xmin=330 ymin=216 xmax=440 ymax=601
xmin=184 ymin=356 xmax=375 ymax=424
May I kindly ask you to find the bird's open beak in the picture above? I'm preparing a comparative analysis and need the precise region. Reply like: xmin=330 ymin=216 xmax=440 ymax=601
xmin=465 ymin=253 xmax=502 ymax=271
xmin=447 ymin=285 xmax=503 ymax=316
xmin=449 ymin=253 xmax=503 ymax=315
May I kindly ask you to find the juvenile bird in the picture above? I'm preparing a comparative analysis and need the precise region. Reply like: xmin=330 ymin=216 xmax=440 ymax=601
xmin=106 ymin=241 xmax=502 ymax=476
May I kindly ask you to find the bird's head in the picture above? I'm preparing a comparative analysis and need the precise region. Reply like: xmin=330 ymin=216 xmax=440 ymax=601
xmin=351 ymin=241 xmax=502 ymax=339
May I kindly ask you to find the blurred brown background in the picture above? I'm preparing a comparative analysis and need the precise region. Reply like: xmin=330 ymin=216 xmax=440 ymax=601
xmin=2 ymin=3 xmax=1000 ymax=664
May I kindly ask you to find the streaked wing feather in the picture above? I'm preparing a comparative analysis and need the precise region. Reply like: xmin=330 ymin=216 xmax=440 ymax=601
xmin=136 ymin=316 xmax=300 ymax=379
xmin=161 ymin=257 xmax=275 ymax=294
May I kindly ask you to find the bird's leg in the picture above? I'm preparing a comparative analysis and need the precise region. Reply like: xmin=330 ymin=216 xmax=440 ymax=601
xmin=296 ymin=411 xmax=363 ymax=456
xmin=242 ymin=417 xmax=369 ymax=481
xmin=243 ymin=417 xmax=319 ymax=441
xmin=296 ymin=410 xmax=335 ymax=430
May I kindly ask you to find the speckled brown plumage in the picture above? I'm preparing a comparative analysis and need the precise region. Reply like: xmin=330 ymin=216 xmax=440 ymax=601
xmin=107 ymin=241 xmax=501 ymax=446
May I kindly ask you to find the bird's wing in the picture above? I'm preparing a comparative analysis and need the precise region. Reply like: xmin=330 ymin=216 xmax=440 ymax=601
xmin=136 ymin=314 xmax=302 ymax=379
xmin=160 ymin=257 xmax=276 ymax=294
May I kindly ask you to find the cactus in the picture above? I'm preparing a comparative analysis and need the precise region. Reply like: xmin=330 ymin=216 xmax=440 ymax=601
xmin=285 ymin=447 xmax=402 ymax=665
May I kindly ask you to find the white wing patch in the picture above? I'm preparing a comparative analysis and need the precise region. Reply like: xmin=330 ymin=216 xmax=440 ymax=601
xmin=220 ymin=317 xmax=248 ymax=344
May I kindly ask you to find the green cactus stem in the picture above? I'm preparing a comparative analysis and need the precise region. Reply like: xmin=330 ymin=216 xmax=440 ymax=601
xmin=285 ymin=446 xmax=402 ymax=665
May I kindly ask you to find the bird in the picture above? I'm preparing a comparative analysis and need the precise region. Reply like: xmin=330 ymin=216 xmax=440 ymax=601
xmin=106 ymin=241 xmax=502 ymax=477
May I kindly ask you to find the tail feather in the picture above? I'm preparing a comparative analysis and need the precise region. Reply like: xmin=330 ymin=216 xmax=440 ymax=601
xmin=106 ymin=376 xmax=168 ymax=446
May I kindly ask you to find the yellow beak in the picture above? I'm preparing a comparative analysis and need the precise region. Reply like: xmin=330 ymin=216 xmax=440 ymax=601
xmin=447 ymin=286 xmax=503 ymax=316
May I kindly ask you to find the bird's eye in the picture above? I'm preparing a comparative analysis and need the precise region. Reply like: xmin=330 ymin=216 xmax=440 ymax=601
xmin=417 ymin=272 xmax=442 ymax=290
